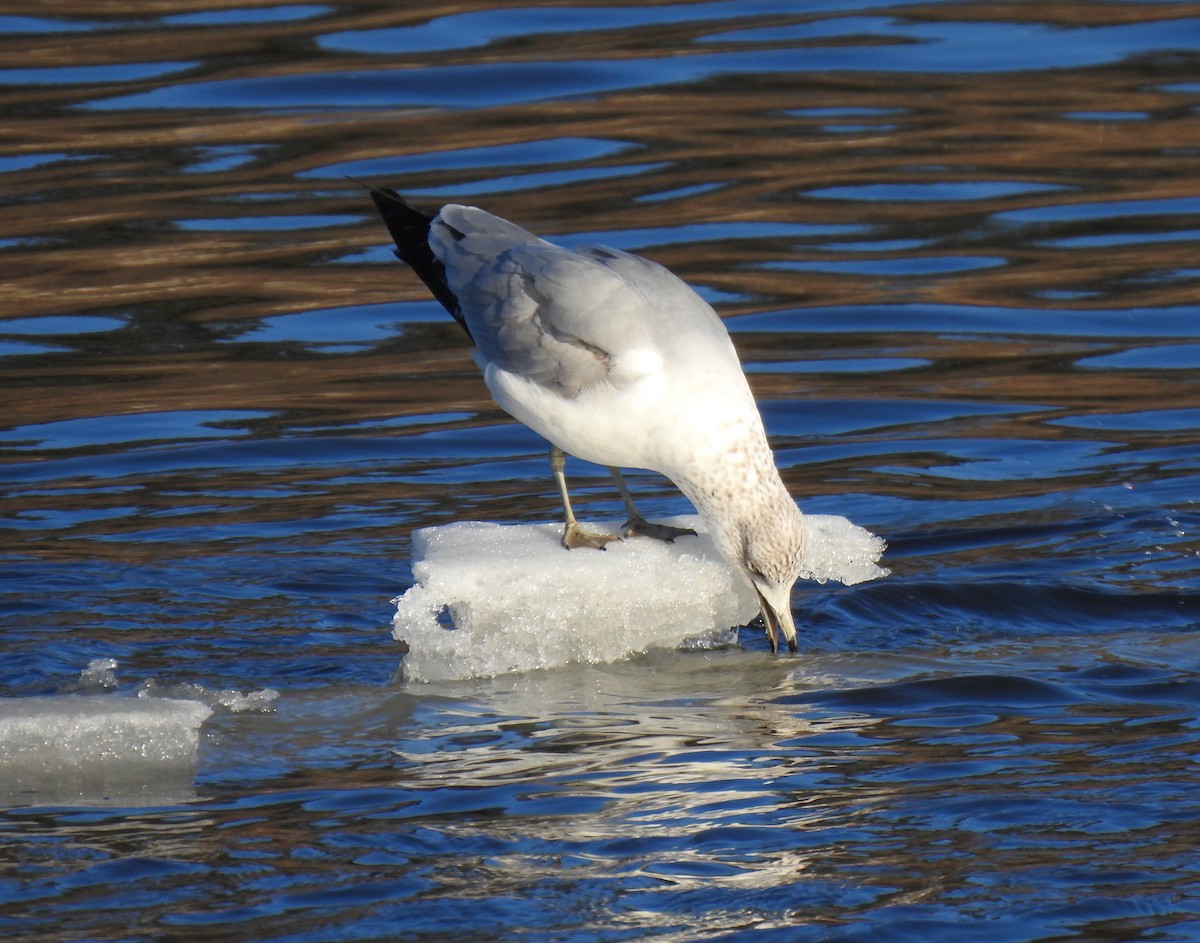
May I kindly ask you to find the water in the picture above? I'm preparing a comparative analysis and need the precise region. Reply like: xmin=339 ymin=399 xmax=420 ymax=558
xmin=3 ymin=1 xmax=1200 ymax=939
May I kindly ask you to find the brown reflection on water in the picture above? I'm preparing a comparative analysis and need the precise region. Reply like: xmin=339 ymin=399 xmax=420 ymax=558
xmin=3 ymin=2 xmax=1200 ymax=485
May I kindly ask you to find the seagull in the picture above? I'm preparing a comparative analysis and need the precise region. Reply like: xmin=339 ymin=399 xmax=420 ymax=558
xmin=369 ymin=189 xmax=806 ymax=654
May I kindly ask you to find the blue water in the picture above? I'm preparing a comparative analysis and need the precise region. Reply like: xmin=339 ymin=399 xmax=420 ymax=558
xmin=3 ymin=2 xmax=1200 ymax=940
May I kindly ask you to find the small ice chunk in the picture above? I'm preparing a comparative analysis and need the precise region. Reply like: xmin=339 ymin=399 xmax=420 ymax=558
xmin=0 ymin=696 xmax=212 ymax=806
xmin=212 ymin=687 xmax=279 ymax=713
xmin=137 ymin=679 xmax=279 ymax=713
xmin=392 ymin=513 xmax=887 ymax=682
xmin=77 ymin=657 xmax=119 ymax=690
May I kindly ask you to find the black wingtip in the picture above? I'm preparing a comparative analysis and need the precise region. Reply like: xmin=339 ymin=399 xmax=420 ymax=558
xmin=362 ymin=182 xmax=467 ymax=333
xmin=361 ymin=184 xmax=433 ymax=254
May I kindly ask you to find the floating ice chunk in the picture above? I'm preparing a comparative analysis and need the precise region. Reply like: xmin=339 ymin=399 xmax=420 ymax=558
xmin=394 ymin=516 xmax=757 ymax=682
xmin=393 ymin=513 xmax=887 ymax=682
xmin=0 ymin=696 xmax=211 ymax=806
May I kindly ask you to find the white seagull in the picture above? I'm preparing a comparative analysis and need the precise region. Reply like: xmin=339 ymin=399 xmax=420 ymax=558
xmin=370 ymin=189 xmax=806 ymax=653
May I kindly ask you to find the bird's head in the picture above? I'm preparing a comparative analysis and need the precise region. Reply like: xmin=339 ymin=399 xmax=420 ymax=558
xmin=736 ymin=504 xmax=805 ymax=655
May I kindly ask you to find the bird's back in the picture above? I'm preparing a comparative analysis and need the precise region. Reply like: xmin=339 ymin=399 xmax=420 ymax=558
xmin=429 ymin=204 xmax=743 ymax=393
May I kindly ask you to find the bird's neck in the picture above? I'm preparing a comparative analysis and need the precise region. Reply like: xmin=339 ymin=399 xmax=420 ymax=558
xmin=668 ymin=420 xmax=804 ymax=582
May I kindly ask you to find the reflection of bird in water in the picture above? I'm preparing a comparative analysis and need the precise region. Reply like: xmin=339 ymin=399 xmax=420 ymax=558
xmin=370 ymin=189 xmax=806 ymax=653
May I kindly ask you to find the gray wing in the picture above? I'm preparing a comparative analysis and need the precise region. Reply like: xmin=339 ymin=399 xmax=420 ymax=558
xmin=429 ymin=205 xmax=723 ymax=398
xmin=462 ymin=243 xmax=628 ymax=396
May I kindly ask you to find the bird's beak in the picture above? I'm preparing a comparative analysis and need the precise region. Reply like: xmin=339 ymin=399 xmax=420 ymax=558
xmin=755 ymin=588 xmax=798 ymax=655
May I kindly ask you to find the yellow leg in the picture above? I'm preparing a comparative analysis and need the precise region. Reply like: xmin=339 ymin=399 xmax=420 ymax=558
xmin=607 ymin=467 xmax=696 ymax=543
xmin=551 ymin=447 xmax=618 ymax=550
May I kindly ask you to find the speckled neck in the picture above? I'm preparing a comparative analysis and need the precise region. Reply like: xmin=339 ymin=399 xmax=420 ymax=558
xmin=668 ymin=420 xmax=805 ymax=586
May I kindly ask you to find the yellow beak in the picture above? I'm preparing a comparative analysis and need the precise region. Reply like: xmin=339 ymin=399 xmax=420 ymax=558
xmin=755 ymin=588 xmax=798 ymax=654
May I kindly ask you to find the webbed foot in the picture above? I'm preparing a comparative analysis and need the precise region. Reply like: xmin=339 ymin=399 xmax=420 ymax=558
xmin=621 ymin=516 xmax=697 ymax=543
xmin=562 ymin=521 xmax=620 ymax=551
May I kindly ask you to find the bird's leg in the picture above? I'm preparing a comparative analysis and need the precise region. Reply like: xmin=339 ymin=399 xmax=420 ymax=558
xmin=608 ymin=467 xmax=697 ymax=543
xmin=551 ymin=447 xmax=618 ymax=550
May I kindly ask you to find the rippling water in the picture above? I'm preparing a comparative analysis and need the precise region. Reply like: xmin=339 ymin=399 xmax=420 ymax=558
xmin=4 ymin=2 xmax=1200 ymax=940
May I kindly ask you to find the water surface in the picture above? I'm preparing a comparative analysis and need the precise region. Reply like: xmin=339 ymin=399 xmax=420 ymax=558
xmin=2 ymin=2 xmax=1200 ymax=940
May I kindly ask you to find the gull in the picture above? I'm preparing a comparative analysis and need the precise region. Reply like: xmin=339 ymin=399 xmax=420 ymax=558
xmin=369 ymin=189 xmax=806 ymax=653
